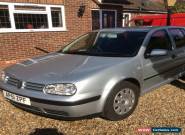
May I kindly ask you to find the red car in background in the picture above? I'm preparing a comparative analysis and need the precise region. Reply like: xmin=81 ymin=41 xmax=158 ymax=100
xmin=132 ymin=13 xmax=185 ymax=26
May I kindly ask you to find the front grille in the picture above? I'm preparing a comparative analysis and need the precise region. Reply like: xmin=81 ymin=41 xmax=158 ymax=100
xmin=25 ymin=82 xmax=45 ymax=91
xmin=5 ymin=75 xmax=45 ymax=91
xmin=6 ymin=76 xmax=20 ymax=87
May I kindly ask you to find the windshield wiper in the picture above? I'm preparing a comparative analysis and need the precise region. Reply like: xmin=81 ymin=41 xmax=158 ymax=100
xmin=63 ymin=51 xmax=91 ymax=55
xmin=35 ymin=47 xmax=50 ymax=54
xmin=62 ymin=50 xmax=132 ymax=57
xmin=88 ymin=52 xmax=133 ymax=57
xmin=90 ymin=52 xmax=121 ymax=56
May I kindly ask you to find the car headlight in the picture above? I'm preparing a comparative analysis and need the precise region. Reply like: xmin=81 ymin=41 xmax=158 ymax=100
xmin=43 ymin=83 xmax=77 ymax=96
xmin=0 ymin=71 xmax=5 ymax=81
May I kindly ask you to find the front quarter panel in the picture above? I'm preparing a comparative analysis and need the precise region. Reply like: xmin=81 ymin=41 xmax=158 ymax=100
xmin=75 ymin=57 xmax=142 ymax=113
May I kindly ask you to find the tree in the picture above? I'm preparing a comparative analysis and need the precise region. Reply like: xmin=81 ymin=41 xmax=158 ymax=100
xmin=172 ymin=2 xmax=185 ymax=13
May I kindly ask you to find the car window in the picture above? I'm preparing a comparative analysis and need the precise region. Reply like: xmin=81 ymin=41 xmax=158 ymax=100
xmin=63 ymin=32 xmax=98 ymax=53
xmin=169 ymin=28 xmax=185 ymax=49
xmin=94 ymin=31 xmax=147 ymax=56
xmin=62 ymin=31 xmax=147 ymax=57
xmin=145 ymin=30 xmax=172 ymax=56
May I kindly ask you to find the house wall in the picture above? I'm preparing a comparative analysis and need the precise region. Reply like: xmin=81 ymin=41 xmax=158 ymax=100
xmin=0 ymin=0 xmax=98 ymax=62
xmin=0 ymin=0 xmax=123 ymax=63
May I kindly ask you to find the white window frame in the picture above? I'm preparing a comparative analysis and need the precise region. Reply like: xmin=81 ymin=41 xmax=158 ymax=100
xmin=91 ymin=9 xmax=117 ymax=30
xmin=123 ymin=13 xmax=131 ymax=27
xmin=0 ymin=2 xmax=67 ymax=33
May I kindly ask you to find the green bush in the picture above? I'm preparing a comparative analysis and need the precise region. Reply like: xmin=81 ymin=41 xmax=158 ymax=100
xmin=172 ymin=2 xmax=185 ymax=13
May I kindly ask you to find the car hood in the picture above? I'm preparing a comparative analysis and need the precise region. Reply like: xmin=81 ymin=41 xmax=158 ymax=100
xmin=5 ymin=53 xmax=130 ymax=83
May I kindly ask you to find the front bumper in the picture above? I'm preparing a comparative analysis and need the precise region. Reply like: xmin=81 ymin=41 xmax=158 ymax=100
xmin=0 ymin=82 xmax=101 ymax=119
xmin=10 ymin=101 xmax=101 ymax=120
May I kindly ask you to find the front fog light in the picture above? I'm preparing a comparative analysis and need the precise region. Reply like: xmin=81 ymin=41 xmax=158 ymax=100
xmin=0 ymin=71 xmax=5 ymax=81
xmin=43 ymin=83 xmax=77 ymax=96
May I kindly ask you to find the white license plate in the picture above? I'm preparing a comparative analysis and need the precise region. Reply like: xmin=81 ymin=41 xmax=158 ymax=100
xmin=3 ymin=91 xmax=31 ymax=106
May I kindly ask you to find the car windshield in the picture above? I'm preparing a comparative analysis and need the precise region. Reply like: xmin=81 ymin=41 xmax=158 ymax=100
xmin=60 ymin=30 xmax=147 ymax=57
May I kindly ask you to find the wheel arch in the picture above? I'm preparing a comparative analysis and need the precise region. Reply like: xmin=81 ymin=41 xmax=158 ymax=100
xmin=99 ymin=77 xmax=141 ymax=113
xmin=124 ymin=78 xmax=141 ymax=91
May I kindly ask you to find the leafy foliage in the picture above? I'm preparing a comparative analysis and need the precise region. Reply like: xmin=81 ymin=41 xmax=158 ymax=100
xmin=172 ymin=2 xmax=185 ymax=13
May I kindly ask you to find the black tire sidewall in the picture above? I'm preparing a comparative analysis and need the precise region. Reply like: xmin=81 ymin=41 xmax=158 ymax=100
xmin=103 ymin=81 xmax=140 ymax=121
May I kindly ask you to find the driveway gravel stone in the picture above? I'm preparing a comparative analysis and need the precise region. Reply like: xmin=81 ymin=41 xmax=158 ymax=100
xmin=0 ymin=82 xmax=185 ymax=135
xmin=0 ymin=64 xmax=185 ymax=135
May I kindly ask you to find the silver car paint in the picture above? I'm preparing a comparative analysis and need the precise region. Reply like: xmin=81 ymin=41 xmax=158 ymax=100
xmin=1 ymin=27 xmax=185 ymax=117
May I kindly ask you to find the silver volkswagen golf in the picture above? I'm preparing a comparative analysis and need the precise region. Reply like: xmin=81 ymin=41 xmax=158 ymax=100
xmin=1 ymin=26 xmax=185 ymax=121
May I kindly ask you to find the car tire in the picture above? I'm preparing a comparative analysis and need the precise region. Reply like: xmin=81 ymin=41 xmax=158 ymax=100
xmin=102 ymin=81 xmax=139 ymax=121
xmin=180 ymin=75 xmax=185 ymax=80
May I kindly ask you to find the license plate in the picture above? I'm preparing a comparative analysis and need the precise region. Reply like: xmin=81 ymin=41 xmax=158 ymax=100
xmin=3 ymin=91 xmax=31 ymax=106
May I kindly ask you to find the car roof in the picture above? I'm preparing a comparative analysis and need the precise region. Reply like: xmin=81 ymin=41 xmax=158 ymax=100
xmin=94 ymin=26 xmax=185 ymax=33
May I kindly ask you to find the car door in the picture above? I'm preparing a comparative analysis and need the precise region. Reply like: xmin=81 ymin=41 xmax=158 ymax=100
xmin=142 ymin=29 xmax=176 ymax=92
xmin=168 ymin=28 xmax=185 ymax=77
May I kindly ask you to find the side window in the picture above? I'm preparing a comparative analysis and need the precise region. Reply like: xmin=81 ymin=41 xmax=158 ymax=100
xmin=169 ymin=28 xmax=185 ymax=49
xmin=145 ymin=30 xmax=172 ymax=56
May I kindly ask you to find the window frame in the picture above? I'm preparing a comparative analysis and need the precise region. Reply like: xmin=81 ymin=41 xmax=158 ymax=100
xmin=91 ymin=9 xmax=117 ymax=30
xmin=0 ymin=2 xmax=67 ymax=33
xmin=144 ymin=29 xmax=172 ymax=58
xmin=123 ymin=13 xmax=131 ymax=27
xmin=168 ymin=28 xmax=185 ymax=49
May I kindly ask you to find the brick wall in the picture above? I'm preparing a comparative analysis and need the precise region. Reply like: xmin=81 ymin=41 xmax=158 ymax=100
xmin=0 ymin=0 xmax=122 ymax=62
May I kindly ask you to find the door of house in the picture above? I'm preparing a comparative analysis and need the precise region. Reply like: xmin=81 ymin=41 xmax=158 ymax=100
xmin=102 ymin=10 xmax=116 ymax=28
xmin=92 ymin=10 xmax=116 ymax=30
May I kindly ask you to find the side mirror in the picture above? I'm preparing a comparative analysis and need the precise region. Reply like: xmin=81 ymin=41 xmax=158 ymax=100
xmin=146 ymin=49 xmax=168 ymax=58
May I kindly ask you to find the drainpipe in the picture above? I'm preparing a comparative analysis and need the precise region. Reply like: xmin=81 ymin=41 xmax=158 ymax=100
xmin=164 ymin=0 xmax=171 ymax=26
xmin=167 ymin=7 xmax=172 ymax=26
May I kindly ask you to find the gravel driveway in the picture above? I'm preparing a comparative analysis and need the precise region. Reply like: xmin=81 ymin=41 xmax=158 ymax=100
xmin=0 ymin=82 xmax=185 ymax=135
xmin=0 ymin=65 xmax=185 ymax=134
